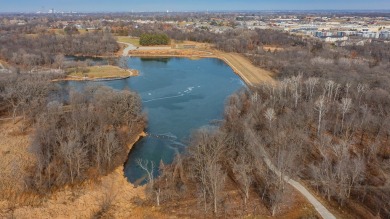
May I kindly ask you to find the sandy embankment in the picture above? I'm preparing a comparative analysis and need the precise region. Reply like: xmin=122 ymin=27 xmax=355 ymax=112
xmin=0 ymin=119 xmax=149 ymax=219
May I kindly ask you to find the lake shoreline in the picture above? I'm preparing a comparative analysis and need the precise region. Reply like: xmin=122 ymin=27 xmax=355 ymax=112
xmin=127 ymin=50 xmax=274 ymax=87
xmin=121 ymin=39 xmax=274 ymax=86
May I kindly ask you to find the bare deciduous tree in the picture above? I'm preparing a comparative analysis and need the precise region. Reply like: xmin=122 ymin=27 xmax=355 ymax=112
xmin=264 ymin=108 xmax=276 ymax=129
xmin=232 ymin=152 xmax=253 ymax=207
xmin=315 ymin=95 xmax=327 ymax=135
xmin=188 ymin=128 xmax=226 ymax=214
xmin=340 ymin=97 xmax=352 ymax=132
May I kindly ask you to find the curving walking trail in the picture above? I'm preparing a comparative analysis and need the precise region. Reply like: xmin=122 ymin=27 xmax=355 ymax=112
xmin=119 ymin=42 xmax=137 ymax=56
xmin=289 ymin=179 xmax=336 ymax=219
xmin=247 ymin=129 xmax=336 ymax=219
xmin=262 ymin=153 xmax=336 ymax=219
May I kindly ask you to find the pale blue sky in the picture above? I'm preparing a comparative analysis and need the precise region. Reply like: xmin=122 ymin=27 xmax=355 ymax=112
xmin=0 ymin=0 xmax=389 ymax=12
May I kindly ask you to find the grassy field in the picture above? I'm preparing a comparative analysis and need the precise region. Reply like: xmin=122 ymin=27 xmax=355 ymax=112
xmin=47 ymin=28 xmax=95 ymax=35
xmin=116 ymin=36 xmax=141 ymax=46
xmin=67 ymin=65 xmax=133 ymax=79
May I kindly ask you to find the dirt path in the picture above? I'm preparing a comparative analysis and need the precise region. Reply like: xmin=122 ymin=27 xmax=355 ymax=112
xmin=214 ymin=51 xmax=274 ymax=86
xmin=247 ymin=129 xmax=337 ymax=219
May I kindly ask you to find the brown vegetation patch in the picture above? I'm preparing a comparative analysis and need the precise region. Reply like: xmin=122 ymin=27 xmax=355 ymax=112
xmin=0 ymin=119 xmax=147 ymax=218
xmin=0 ymin=121 xmax=35 ymax=203
xmin=62 ymin=65 xmax=137 ymax=81
xmin=263 ymin=45 xmax=285 ymax=52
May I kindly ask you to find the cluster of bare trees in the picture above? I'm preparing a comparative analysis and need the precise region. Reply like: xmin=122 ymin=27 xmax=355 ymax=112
xmin=254 ymin=76 xmax=388 ymax=216
xmin=146 ymin=74 xmax=389 ymax=217
xmin=150 ymin=25 xmax=390 ymax=86
xmin=118 ymin=25 xmax=390 ymax=217
xmin=345 ymin=40 xmax=390 ymax=63
xmin=27 ymin=86 xmax=145 ymax=192
xmin=130 ymin=25 xmax=306 ymax=52
xmin=186 ymin=128 xmax=227 ymax=214
xmin=0 ymin=73 xmax=60 ymax=126
xmin=0 ymin=31 xmax=119 ymax=70
xmin=94 ymin=20 xmax=390 ymax=217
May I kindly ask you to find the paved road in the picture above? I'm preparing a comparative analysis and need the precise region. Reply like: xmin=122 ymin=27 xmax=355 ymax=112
xmin=288 ymin=179 xmax=336 ymax=219
xmin=247 ymin=129 xmax=336 ymax=219
xmin=119 ymin=42 xmax=137 ymax=56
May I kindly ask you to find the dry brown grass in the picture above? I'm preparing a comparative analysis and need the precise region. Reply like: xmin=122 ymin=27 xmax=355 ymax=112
xmin=214 ymin=51 xmax=275 ymax=86
xmin=60 ymin=65 xmax=137 ymax=81
xmin=147 ymin=175 xmax=319 ymax=218
xmin=7 ymin=168 xmax=146 ymax=219
xmin=0 ymin=121 xmax=34 ymax=194
xmin=0 ymin=120 xmax=149 ymax=218
xmin=263 ymin=45 xmax=285 ymax=52
xmin=0 ymin=120 xmax=37 ymax=217
xmin=67 ymin=65 xmax=133 ymax=78
xmin=0 ymin=59 xmax=10 ymax=69
xmin=299 ymin=179 xmax=375 ymax=219
xmin=0 ymin=119 xmax=319 ymax=218
xmin=116 ymin=36 xmax=141 ymax=46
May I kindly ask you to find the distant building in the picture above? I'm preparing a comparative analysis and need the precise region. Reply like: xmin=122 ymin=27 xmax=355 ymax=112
xmin=320 ymin=36 xmax=349 ymax=42
xmin=379 ymin=31 xmax=390 ymax=39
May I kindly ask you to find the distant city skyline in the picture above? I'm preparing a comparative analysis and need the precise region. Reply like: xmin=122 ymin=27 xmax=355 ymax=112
xmin=0 ymin=0 xmax=390 ymax=12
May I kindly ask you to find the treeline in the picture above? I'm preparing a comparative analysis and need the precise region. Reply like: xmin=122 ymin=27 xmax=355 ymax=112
xmin=0 ymin=73 xmax=145 ymax=194
xmin=0 ymin=73 xmax=61 ymax=126
xmin=0 ymin=22 xmax=49 ymax=35
xmin=135 ymin=25 xmax=390 ymax=72
xmin=0 ymin=31 xmax=119 ymax=70
xmin=166 ymin=27 xmax=390 ymax=89
xmin=146 ymin=77 xmax=389 ymax=218
xmin=29 ymin=86 xmax=145 ymax=192
xmin=135 ymin=27 xmax=390 ymax=217
xmin=345 ymin=40 xmax=390 ymax=63
xmin=129 ymin=24 xmax=307 ymax=51
xmin=139 ymin=33 xmax=170 ymax=46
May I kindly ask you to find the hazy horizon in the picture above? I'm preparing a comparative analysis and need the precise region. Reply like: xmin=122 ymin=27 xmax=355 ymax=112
xmin=1 ymin=0 xmax=390 ymax=13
